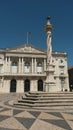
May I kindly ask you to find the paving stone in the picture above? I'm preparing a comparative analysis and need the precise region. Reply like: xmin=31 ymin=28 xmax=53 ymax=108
xmin=46 ymin=112 xmax=64 ymax=119
xmin=15 ymin=117 xmax=36 ymax=129
xmin=30 ymin=118 xmax=64 ymax=130
xmin=0 ymin=115 xmax=10 ymax=122
xmin=0 ymin=117 xmax=26 ymax=130
xmin=14 ymin=111 xmax=36 ymax=118
xmin=28 ymin=111 xmax=41 ymax=118
xmin=0 ymin=127 xmax=14 ymax=130
xmin=38 ymin=112 xmax=62 ymax=120
xmin=0 ymin=94 xmax=73 ymax=130
xmin=66 ymin=120 xmax=73 ymax=130
xmin=41 ymin=119 xmax=72 ymax=130
xmin=62 ymin=112 xmax=73 ymax=120
xmin=0 ymin=108 xmax=11 ymax=112
xmin=64 ymin=112 xmax=73 ymax=115
xmin=13 ymin=109 xmax=24 ymax=116
xmin=0 ymin=109 xmax=13 ymax=116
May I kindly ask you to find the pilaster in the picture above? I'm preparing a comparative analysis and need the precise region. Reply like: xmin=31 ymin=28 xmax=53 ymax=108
xmin=21 ymin=57 xmax=24 ymax=73
xmin=32 ymin=58 xmax=34 ymax=73
xmin=17 ymin=80 xmax=24 ymax=93
xmin=4 ymin=57 xmax=7 ymax=73
xmin=44 ymin=58 xmax=46 ymax=71
xmin=18 ymin=57 xmax=21 ymax=73
xmin=35 ymin=58 xmax=36 ymax=73
xmin=8 ymin=57 xmax=11 ymax=73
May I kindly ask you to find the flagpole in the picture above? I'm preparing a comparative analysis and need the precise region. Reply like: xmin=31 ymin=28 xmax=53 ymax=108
xmin=27 ymin=32 xmax=31 ymax=44
xmin=27 ymin=32 xmax=28 ymax=44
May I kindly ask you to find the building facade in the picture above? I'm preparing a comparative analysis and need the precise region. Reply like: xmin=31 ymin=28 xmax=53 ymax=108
xmin=0 ymin=18 xmax=69 ymax=93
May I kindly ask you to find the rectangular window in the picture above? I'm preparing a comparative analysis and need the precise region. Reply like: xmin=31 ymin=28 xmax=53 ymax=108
xmin=60 ymin=66 xmax=64 ymax=74
xmin=0 ymin=65 xmax=3 ymax=73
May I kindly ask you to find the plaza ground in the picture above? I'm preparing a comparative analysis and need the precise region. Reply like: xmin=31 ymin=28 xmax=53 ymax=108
xmin=0 ymin=93 xmax=72 ymax=130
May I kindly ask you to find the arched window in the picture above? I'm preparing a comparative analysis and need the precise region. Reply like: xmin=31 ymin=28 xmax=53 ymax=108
xmin=37 ymin=62 xmax=43 ymax=73
xmin=24 ymin=79 xmax=30 ymax=92
xmin=24 ymin=62 xmax=30 ymax=73
xmin=11 ymin=61 xmax=18 ymax=73
xmin=60 ymin=59 xmax=63 ymax=63
xmin=38 ymin=79 xmax=43 ymax=91
xmin=10 ymin=79 xmax=16 ymax=92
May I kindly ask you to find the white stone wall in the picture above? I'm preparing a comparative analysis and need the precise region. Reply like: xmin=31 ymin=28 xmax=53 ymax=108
xmin=0 ymin=51 xmax=69 ymax=93
xmin=30 ymin=80 xmax=37 ymax=92
xmin=52 ymin=53 xmax=69 ymax=91
xmin=2 ymin=79 xmax=10 ymax=93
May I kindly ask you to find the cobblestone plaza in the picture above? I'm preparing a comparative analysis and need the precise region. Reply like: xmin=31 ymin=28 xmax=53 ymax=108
xmin=0 ymin=93 xmax=72 ymax=130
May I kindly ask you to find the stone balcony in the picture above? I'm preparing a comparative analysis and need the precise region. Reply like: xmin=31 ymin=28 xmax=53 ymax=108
xmin=0 ymin=72 xmax=46 ymax=77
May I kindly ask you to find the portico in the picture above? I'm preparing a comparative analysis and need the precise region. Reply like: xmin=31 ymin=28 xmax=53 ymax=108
xmin=4 ymin=56 xmax=46 ymax=74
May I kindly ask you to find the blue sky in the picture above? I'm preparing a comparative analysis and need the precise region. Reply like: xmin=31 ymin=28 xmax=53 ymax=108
xmin=0 ymin=0 xmax=73 ymax=67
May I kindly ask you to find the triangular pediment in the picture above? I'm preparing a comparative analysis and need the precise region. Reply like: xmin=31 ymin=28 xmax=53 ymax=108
xmin=6 ymin=44 xmax=45 ymax=54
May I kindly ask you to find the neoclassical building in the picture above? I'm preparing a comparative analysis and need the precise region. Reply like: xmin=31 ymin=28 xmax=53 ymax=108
xmin=0 ymin=17 xmax=69 ymax=93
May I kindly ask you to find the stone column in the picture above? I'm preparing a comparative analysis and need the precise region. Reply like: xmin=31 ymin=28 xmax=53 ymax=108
xmin=21 ymin=57 xmax=24 ymax=73
xmin=44 ymin=58 xmax=46 ymax=71
xmin=32 ymin=58 xmax=34 ymax=73
xmin=16 ymin=80 xmax=20 ymax=93
xmin=18 ymin=57 xmax=21 ymax=73
xmin=35 ymin=58 xmax=37 ymax=73
xmin=6 ymin=57 xmax=7 ymax=62
xmin=24 ymin=59 xmax=25 ymax=73
xmin=44 ymin=17 xmax=56 ymax=92
xmin=4 ymin=57 xmax=7 ymax=73
xmin=8 ymin=57 xmax=11 ymax=73
xmin=20 ymin=80 xmax=24 ymax=92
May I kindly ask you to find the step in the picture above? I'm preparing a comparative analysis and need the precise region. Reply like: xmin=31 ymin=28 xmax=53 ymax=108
xmin=29 ymin=92 xmax=73 ymax=94
xmin=25 ymin=93 xmax=73 ymax=97
xmin=18 ymin=99 xmax=73 ymax=104
xmin=14 ymin=103 xmax=73 ymax=110
xmin=14 ymin=92 xmax=73 ymax=110
xmin=22 ymin=96 xmax=73 ymax=100
xmin=14 ymin=102 xmax=73 ymax=107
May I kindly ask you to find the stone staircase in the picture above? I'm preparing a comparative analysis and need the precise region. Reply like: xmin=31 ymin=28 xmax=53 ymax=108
xmin=14 ymin=92 xmax=73 ymax=110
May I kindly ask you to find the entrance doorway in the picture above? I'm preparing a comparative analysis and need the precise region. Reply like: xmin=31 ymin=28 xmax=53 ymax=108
xmin=24 ymin=79 xmax=30 ymax=92
xmin=10 ymin=79 xmax=16 ymax=92
xmin=38 ymin=79 xmax=43 ymax=91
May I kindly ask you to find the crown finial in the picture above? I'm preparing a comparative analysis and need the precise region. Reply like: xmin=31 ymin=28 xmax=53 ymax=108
xmin=46 ymin=16 xmax=51 ymax=25
xmin=46 ymin=16 xmax=51 ymax=20
xmin=44 ymin=16 xmax=53 ymax=31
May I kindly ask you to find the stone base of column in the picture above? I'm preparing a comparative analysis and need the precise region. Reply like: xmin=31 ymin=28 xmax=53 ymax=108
xmin=44 ymin=63 xmax=56 ymax=92
xmin=44 ymin=82 xmax=56 ymax=92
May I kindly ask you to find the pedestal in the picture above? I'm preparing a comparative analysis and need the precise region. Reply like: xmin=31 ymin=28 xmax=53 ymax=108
xmin=45 ymin=64 xmax=56 ymax=92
